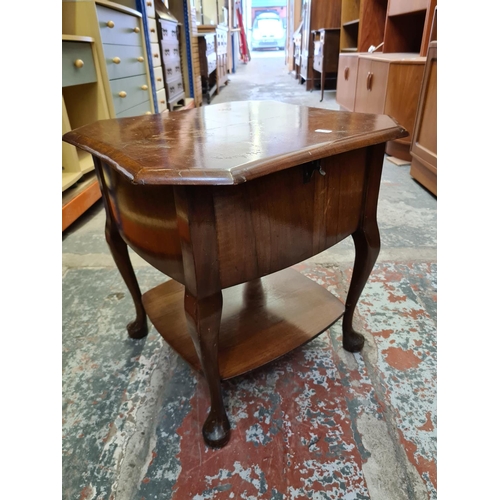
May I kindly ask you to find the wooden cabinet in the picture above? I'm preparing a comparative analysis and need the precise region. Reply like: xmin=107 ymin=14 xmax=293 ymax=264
xmin=336 ymin=0 xmax=436 ymax=160
xmin=156 ymin=0 xmax=186 ymax=111
xmin=197 ymin=32 xmax=217 ymax=104
xmin=354 ymin=53 xmax=425 ymax=160
xmin=299 ymin=0 xmax=341 ymax=91
xmin=312 ymin=28 xmax=341 ymax=101
xmin=62 ymin=35 xmax=110 ymax=230
xmin=62 ymin=0 xmax=155 ymax=118
xmin=410 ymin=40 xmax=437 ymax=195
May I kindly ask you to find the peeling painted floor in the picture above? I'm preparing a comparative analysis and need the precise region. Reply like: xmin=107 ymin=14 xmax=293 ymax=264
xmin=62 ymin=52 xmax=437 ymax=499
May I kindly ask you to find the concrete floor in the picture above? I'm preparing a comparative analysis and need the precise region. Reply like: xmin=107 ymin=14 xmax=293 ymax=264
xmin=62 ymin=51 xmax=437 ymax=499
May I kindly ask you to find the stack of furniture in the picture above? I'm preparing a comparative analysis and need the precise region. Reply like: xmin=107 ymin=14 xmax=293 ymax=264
xmin=410 ymin=7 xmax=437 ymax=195
xmin=336 ymin=0 xmax=437 ymax=161
xmin=62 ymin=35 xmax=110 ymax=230
xmin=298 ymin=0 xmax=341 ymax=91
xmin=62 ymin=0 xmax=155 ymax=118
xmin=62 ymin=0 xmax=156 ymax=229
xmin=155 ymin=0 xmax=186 ymax=110
xmin=141 ymin=0 xmax=165 ymax=112
xmin=196 ymin=24 xmax=228 ymax=104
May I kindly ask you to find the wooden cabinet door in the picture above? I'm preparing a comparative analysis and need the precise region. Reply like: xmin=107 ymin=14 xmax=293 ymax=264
xmin=336 ymin=54 xmax=359 ymax=111
xmin=354 ymin=58 xmax=388 ymax=114
xmin=411 ymin=43 xmax=437 ymax=169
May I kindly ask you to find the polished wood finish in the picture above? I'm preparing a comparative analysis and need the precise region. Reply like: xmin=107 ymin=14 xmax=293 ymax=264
xmin=410 ymin=40 xmax=437 ymax=195
xmin=143 ymin=268 xmax=345 ymax=379
xmin=63 ymin=101 xmax=406 ymax=186
xmin=312 ymin=29 xmax=341 ymax=101
xmin=299 ymin=0 xmax=341 ymax=91
xmin=63 ymin=101 xmax=407 ymax=448
xmin=358 ymin=0 xmax=387 ymax=52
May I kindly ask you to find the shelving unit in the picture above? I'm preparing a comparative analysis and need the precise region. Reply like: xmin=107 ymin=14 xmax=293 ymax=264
xmin=336 ymin=0 xmax=436 ymax=160
xmin=62 ymin=34 xmax=110 ymax=231
xmin=340 ymin=0 xmax=387 ymax=53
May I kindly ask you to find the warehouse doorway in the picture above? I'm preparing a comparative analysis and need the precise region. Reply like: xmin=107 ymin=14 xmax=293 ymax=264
xmin=245 ymin=0 xmax=287 ymax=61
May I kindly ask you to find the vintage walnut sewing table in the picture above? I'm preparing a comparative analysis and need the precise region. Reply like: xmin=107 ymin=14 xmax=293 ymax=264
xmin=63 ymin=101 xmax=407 ymax=448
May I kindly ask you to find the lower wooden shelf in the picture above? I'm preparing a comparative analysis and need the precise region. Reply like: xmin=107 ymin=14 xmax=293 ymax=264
xmin=62 ymin=171 xmax=101 ymax=231
xmin=142 ymin=268 xmax=345 ymax=380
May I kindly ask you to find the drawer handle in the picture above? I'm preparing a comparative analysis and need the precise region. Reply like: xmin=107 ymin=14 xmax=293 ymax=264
xmin=106 ymin=20 xmax=115 ymax=28
xmin=154 ymin=53 xmax=159 ymax=58
xmin=74 ymin=59 xmax=84 ymax=68
xmin=160 ymin=100 xmax=165 ymax=104
xmin=147 ymin=1 xmax=152 ymax=5
xmin=141 ymin=85 xmax=148 ymax=90
xmin=150 ymin=28 xmax=155 ymax=33
xmin=133 ymin=27 xmax=140 ymax=33
xmin=112 ymin=57 xmax=121 ymax=64
xmin=344 ymin=67 xmax=349 ymax=80
xmin=157 ymin=77 xmax=162 ymax=81
xmin=366 ymin=72 xmax=373 ymax=91
xmin=118 ymin=91 xmax=127 ymax=98
xmin=137 ymin=56 xmax=145 ymax=62
xmin=145 ymin=111 xmax=152 ymax=115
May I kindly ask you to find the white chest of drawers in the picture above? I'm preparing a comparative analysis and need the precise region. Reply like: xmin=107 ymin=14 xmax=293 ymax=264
xmin=62 ymin=0 xmax=155 ymax=118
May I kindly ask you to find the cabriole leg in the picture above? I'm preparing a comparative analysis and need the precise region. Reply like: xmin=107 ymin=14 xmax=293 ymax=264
xmin=184 ymin=290 xmax=229 ymax=447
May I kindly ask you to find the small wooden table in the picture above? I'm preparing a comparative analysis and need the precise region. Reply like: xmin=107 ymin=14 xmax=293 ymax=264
xmin=63 ymin=101 xmax=407 ymax=448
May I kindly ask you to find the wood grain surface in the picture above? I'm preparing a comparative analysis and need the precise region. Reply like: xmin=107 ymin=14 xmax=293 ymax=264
xmin=62 ymin=101 xmax=407 ymax=185
xmin=142 ymin=268 xmax=345 ymax=380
